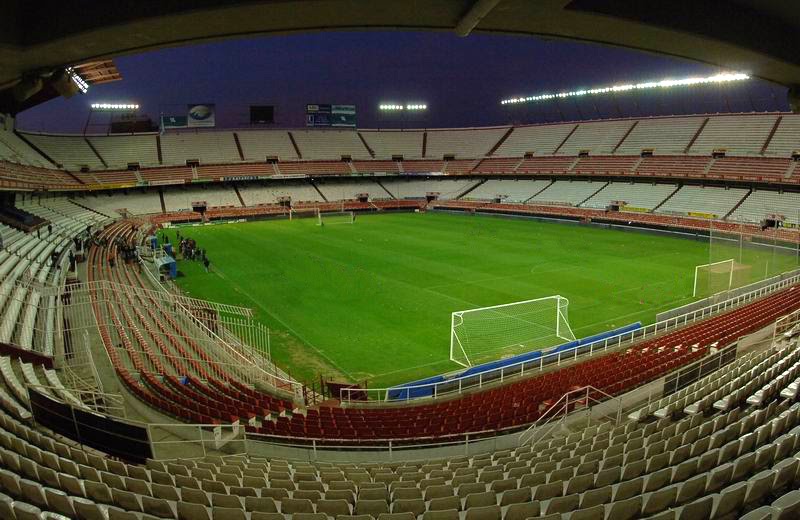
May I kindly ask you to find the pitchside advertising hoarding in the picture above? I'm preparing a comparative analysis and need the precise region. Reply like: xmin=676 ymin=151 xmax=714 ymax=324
xmin=306 ymin=104 xmax=356 ymax=127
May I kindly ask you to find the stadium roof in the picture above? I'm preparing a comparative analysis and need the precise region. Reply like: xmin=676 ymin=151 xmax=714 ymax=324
xmin=2 ymin=0 xmax=799 ymax=94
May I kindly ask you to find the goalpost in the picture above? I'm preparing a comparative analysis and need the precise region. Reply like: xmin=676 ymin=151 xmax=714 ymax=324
xmin=450 ymin=295 xmax=576 ymax=368
xmin=318 ymin=210 xmax=355 ymax=226
xmin=692 ymin=258 xmax=734 ymax=297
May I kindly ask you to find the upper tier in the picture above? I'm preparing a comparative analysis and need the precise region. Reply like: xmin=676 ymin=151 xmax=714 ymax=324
xmin=3 ymin=112 xmax=800 ymax=191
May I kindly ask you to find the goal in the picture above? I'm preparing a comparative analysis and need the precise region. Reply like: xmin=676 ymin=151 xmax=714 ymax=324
xmin=450 ymin=295 xmax=576 ymax=368
xmin=692 ymin=258 xmax=752 ymax=297
xmin=318 ymin=211 xmax=355 ymax=226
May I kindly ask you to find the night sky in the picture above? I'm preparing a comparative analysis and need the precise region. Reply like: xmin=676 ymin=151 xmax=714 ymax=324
xmin=15 ymin=31 xmax=789 ymax=133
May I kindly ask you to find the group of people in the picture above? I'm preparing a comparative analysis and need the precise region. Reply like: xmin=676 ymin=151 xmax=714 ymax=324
xmin=177 ymin=232 xmax=211 ymax=272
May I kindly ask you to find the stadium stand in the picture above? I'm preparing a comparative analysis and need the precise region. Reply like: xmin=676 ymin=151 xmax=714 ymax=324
xmin=705 ymin=157 xmax=793 ymax=183
xmin=402 ymin=160 xmax=445 ymax=174
xmin=236 ymin=130 xmax=300 ymax=162
xmin=316 ymin=179 xmax=392 ymax=201
xmin=139 ymin=166 xmax=193 ymax=184
xmin=656 ymin=185 xmax=750 ymax=218
xmin=383 ymin=178 xmax=479 ymax=200
xmin=275 ymin=161 xmax=351 ymax=176
xmin=529 ymin=180 xmax=608 ymax=206
xmin=634 ymin=156 xmax=712 ymax=179
xmin=162 ymin=186 xmax=242 ymax=212
xmin=87 ymin=134 xmax=160 ymax=169
xmin=76 ymin=190 xmax=164 ymax=216
xmin=472 ymin=157 xmax=522 ymax=175
xmin=465 ymin=179 xmax=552 ymax=203
xmin=764 ymin=114 xmax=800 ymax=157
xmin=22 ymin=133 xmax=105 ymax=171
xmin=730 ymin=189 xmax=800 ymax=225
xmin=614 ymin=116 xmax=706 ymax=155
xmin=352 ymin=160 xmax=401 ymax=174
xmin=160 ymin=131 xmax=241 ymax=166
xmin=571 ymin=156 xmax=640 ymax=176
xmin=688 ymin=114 xmax=779 ymax=156
xmin=425 ymin=128 xmax=510 ymax=159
xmin=582 ymin=182 xmax=678 ymax=210
xmin=556 ymin=120 xmax=635 ymax=156
xmin=516 ymin=156 xmax=576 ymax=175
xmin=290 ymin=130 xmax=372 ymax=161
xmin=238 ymin=181 xmax=325 ymax=205
xmin=492 ymin=123 xmax=577 ymax=157
xmin=359 ymin=130 xmax=424 ymax=159
xmin=0 ymin=124 xmax=50 ymax=168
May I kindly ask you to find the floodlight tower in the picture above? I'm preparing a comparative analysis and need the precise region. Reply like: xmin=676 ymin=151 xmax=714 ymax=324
xmin=83 ymin=103 xmax=140 ymax=134
xmin=378 ymin=102 xmax=428 ymax=129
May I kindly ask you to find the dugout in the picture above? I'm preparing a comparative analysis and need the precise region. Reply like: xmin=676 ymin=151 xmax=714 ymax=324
xmin=155 ymin=255 xmax=177 ymax=280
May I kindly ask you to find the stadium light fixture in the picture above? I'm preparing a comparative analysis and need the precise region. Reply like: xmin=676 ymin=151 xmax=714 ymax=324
xmin=500 ymin=72 xmax=750 ymax=105
xmin=66 ymin=67 xmax=89 ymax=94
xmin=90 ymin=103 xmax=140 ymax=110
xmin=379 ymin=103 xmax=428 ymax=111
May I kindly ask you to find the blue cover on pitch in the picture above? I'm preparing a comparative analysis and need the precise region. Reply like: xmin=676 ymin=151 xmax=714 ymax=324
xmin=386 ymin=322 xmax=642 ymax=401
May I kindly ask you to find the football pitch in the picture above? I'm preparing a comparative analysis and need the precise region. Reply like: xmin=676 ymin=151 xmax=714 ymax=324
xmin=163 ymin=211 xmax=798 ymax=388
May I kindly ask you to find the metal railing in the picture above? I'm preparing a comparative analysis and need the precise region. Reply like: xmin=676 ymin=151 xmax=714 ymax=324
xmin=136 ymin=258 xmax=305 ymax=400
xmin=519 ymin=386 xmax=621 ymax=447
xmin=147 ymin=423 xmax=247 ymax=461
xmin=340 ymin=271 xmax=800 ymax=403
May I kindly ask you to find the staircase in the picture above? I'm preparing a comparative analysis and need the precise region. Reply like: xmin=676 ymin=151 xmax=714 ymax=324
xmin=724 ymin=189 xmax=752 ymax=219
xmin=578 ymin=182 xmax=609 ymax=207
xmin=309 ymin=180 xmax=328 ymax=202
xmin=652 ymin=185 xmax=682 ymax=212
xmin=519 ymin=386 xmax=621 ymax=448
xmin=456 ymin=179 xmax=486 ymax=200
xmin=701 ymin=158 xmax=716 ymax=176
xmin=785 ymin=161 xmax=798 ymax=179
xmin=233 ymin=185 xmax=246 ymax=207
xmin=376 ymin=180 xmax=396 ymax=199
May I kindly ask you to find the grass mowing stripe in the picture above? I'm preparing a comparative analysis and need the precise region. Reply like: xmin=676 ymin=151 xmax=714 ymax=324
xmin=164 ymin=211 xmax=797 ymax=388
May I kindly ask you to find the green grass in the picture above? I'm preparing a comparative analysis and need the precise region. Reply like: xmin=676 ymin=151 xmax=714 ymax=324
xmin=163 ymin=212 xmax=798 ymax=388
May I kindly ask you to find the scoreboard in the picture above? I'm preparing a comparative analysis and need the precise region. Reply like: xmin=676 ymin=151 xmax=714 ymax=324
xmin=306 ymin=104 xmax=356 ymax=128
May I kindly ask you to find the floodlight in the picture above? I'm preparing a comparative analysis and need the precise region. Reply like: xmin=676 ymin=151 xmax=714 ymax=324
xmin=66 ymin=67 xmax=89 ymax=94
xmin=91 ymin=103 xmax=140 ymax=110
xmin=500 ymin=72 xmax=750 ymax=105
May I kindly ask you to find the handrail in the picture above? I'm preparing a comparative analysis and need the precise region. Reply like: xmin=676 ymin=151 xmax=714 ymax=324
xmin=341 ymin=271 xmax=800 ymax=403
xmin=136 ymin=251 xmax=305 ymax=398
xmin=518 ymin=385 xmax=619 ymax=446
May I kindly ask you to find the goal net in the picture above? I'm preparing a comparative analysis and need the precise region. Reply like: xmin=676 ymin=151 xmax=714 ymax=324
xmin=693 ymin=259 xmax=733 ymax=297
xmin=318 ymin=211 xmax=355 ymax=226
xmin=450 ymin=295 xmax=576 ymax=367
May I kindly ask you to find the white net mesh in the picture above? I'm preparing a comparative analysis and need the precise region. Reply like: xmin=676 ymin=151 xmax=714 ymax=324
xmin=450 ymin=295 xmax=576 ymax=367
xmin=318 ymin=211 xmax=355 ymax=226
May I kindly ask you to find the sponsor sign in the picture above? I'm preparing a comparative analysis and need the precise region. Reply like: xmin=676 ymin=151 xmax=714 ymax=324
xmin=187 ymin=104 xmax=216 ymax=128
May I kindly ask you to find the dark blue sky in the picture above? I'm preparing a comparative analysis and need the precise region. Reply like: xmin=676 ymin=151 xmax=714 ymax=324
xmin=16 ymin=31 xmax=788 ymax=133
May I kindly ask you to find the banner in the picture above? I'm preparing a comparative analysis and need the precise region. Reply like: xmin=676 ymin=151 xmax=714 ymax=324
xmin=160 ymin=115 xmax=187 ymax=130
xmin=688 ymin=211 xmax=716 ymax=219
xmin=306 ymin=103 xmax=356 ymax=127
xmin=187 ymin=104 xmax=216 ymax=128
xmin=331 ymin=104 xmax=356 ymax=127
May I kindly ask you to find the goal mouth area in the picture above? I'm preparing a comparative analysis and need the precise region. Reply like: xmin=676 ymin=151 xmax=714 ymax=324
xmin=450 ymin=295 xmax=576 ymax=368
xmin=692 ymin=258 xmax=753 ymax=298
xmin=317 ymin=210 xmax=355 ymax=226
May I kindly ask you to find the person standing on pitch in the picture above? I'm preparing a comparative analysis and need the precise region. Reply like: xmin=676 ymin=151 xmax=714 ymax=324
xmin=203 ymin=257 xmax=210 ymax=273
